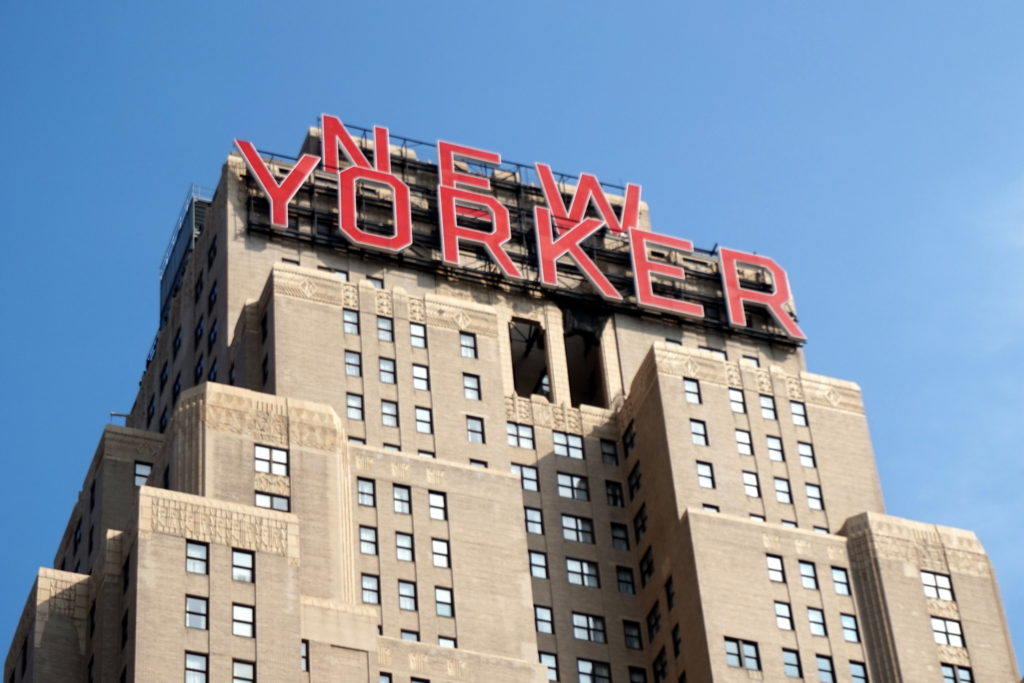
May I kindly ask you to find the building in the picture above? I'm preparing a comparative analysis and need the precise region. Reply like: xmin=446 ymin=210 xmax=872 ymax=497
xmin=4 ymin=115 xmax=1019 ymax=683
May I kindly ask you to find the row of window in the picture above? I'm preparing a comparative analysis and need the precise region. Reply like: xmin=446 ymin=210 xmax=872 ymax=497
xmin=772 ymin=601 xmax=860 ymax=641
xmin=344 ymin=352 xmax=483 ymax=399
xmin=699 ymin=463 xmax=825 ymax=508
xmin=359 ymin=527 xmax=451 ymax=567
xmin=356 ymin=478 xmax=447 ymax=519
xmin=184 ymin=653 xmax=253 ymax=683
xmin=185 ymin=598 xmax=255 ymax=637
xmin=512 ymin=466 xmax=628 ymax=508
xmin=342 ymin=311 xmax=471 ymax=358
xmin=766 ymin=555 xmax=850 ymax=594
xmin=359 ymin=576 xmax=454 ymax=616
xmin=185 ymin=542 xmax=254 ymax=581
xmin=523 ymin=508 xmax=631 ymax=550
xmin=724 ymin=638 xmax=867 ymax=681
xmin=690 ymin=419 xmax=818 ymax=468
xmin=683 ymin=378 xmax=809 ymax=426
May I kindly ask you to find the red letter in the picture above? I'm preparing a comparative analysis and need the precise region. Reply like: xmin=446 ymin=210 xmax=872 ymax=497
xmin=718 ymin=248 xmax=805 ymax=340
xmin=437 ymin=141 xmax=522 ymax=279
xmin=321 ymin=114 xmax=391 ymax=173
xmin=629 ymin=231 xmax=705 ymax=319
xmin=535 ymin=162 xmax=641 ymax=234
xmin=338 ymin=167 xmax=412 ymax=253
xmin=234 ymin=140 xmax=319 ymax=228
xmin=534 ymin=207 xmax=622 ymax=300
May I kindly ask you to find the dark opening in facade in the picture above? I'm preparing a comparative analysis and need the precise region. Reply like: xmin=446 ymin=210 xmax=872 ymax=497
xmin=563 ymin=308 xmax=609 ymax=408
xmin=509 ymin=319 xmax=550 ymax=399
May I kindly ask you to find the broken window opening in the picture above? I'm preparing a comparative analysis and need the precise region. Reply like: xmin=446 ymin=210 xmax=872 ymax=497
xmin=509 ymin=319 xmax=550 ymax=400
xmin=563 ymin=307 xmax=609 ymax=409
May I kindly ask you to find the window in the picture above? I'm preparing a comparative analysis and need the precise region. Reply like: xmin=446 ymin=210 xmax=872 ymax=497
xmin=408 ymin=363 xmax=429 ymax=390
xmin=254 ymin=445 xmax=288 ymax=476
xmin=628 ymin=463 xmax=642 ymax=499
xmin=728 ymin=388 xmax=746 ymax=413
xmin=232 ymin=604 xmax=254 ymax=637
xmin=255 ymin=492 xmax=290 ymax=511
xmin=766 ymin=436 xmax=784 ymax=461
xmin=357 ymin=478 xmax=376 ymax=506
xmin=808 ymin=607 xmax=827 ymax=636
xmin=343 ymin=309 xmax=359 ymax=334
xmin=378 ymin=357 xmax=396 ymax=384
xmin=601 ymin=439 xmax=618 ymax=465
xmin=617 ymin=566 xmax=636 ymax=594
xmin=774 ymin=477 xmax=792 ymax=504
xmin=704 ymin=503 xmax=720 ymax=512
xmin=359 ymin=526 xmax=378 ymax=555
xmin=562 ymin=514 xmax=594 ymax=543
xmin=525 ymin=507 xmax=544 ymax=534
xmin=782 ymin=649 xmax=802 ymax=678
xmin=799 ymin=561 xmax=818 ymax=589
xmin=405 ymin=407 xmax=430 ymax=436
xmin=435 ymin=586 xmax=454 ymax=617
xmin=345 ymin=350 xmax=362 ymax=376
xmin=346 ymin=393 xmax=364 ymax=420
xmin=438 ymin=636 xmax=456 ymax=649
xmin=640 ymin=547 xmax=655 ymax=586
xmin=646 ymin=602 xmax=661 ymax=639
xmin=232 ymin=660 xmax=255 ymax=683
xmin=377 ymin=316 xmax=394 ymax=342
xmin=185 ymin=653 xmax=207 ymax=683
xmin=134 ymin=461 xmax=152 ymax=487
xmin=611 ymin=523 xmax=630 ymax=550
xmin=428 ymin=491 xmax=447 ymax=520
xmin=232 ymin=549 xmax=254 ymax=582
xmin=300 ymin=640 xmax=309 ymax=672
xmin=207 ymin=280 xmax=218 ymax=311
xmin=931 ymin=617 xmax=965 ymax=646
xmin=841 ymin=613 xmax=860 ymax=642
xmin=391 ymin=484 xmax=411 ymax=514
xmin=557 ymin=473 xmax=589 ymax=501
xmin=774 ymin=601 xmax=793 ymax=630
xmin=397 ymin=580 xmax=417 ymax=611
xmin=766 ymin=554 xmax=785 ymax=583
xmin=185 ymin=596 xmax=208 ymax=629
xmin=815 ymin=655 xmax=835 ymax=683
xmin=389 ymin=532 xmax=412 ymax=562
xmin=690 ymin=419 xmax=708 ymax=446
xmin=790 ymin=401 xmax=808 ymax=426
xmin=400 ymin=630 xmax=419 ymax=641
xmin=511 ymin=463 xmax=539 ymax=491
xmin=383 ymin=443 xmax=399 ymax=452
xmin=849 ymin=661 xmax=867 ymax=683
xmin=798 ymin=442 xmax=816 ymax=468
xmin=381 ymin=400 xmax=399 ymax=427
xmin=605 ymin=481 xmax=624 ymax=507
xmin=742 ymin=471 xmax=761 ymax=497
xmin=683 ymin=378 xmax=701 ymax=403
xmin=623 ymin=422 xmax=636 ymax=457
xmin=723 ymin=638 xmax=760 ymax=670
xmin=922 ymin=570 xmax=954 ymax=601
xmin=664 ymin=576 xmax=675 ymax=608
xmin=466 ymin=416 xmax=485 ymax=443
xmin=410 ymin=322 xmax=427 ymax=348
xmin=832 ymin=567 xmax=850 ymax=595
xmin=553 ymin=431 xmax=584 ymax=459
xmin=735 ymin=429 xmax=753 ymax=455
xmin=624 ymin=620 xmax=642 ymax=649
xmin=463 ymin=373 xmax=481 ymax=400
xmin=701 ymin=346 xmax=727 ymax=360
xmin=539 ymin=652 xmax=558 ymax=681
xmin=535 ymin=605 xmax=554 ymax=633
xmin=432 ymin=538 xmax=450 ymax=567
xmin=572 ymin=612 xmax=606 ymax=643
xmin=806 ymin=483 xmax=824 ymax=510
xmin=672 ymin=624 xmax=681 ymax=656
xmin=633 ymin=504 xmax=648 ymax=542
xmin=460 ymin=332 xmax=477 ymax=358
xmin=507 ymin=422 xmax=535 ymax=448
xmin=577 ymin=659 xmax=611 ymax=683
xmin=941 ymin=664 xmax=973 ymax=683
xmin=186 ymin=541 xmax=208 ymax=574
xmin=529 ymin=550 xmax=548 ymax=578
xmin=652 ymin=650 xmax=667 ymax=683
xmin=759 ymin=395 xmax=777 ymax=420
xmin=696 ymin=461 xmax=715 ymax=489
xmin=567 ymin=558 xmax=600 ymax=587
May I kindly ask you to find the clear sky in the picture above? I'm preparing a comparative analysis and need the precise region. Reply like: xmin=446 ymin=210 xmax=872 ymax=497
xmin=1 ymin=0 xmax=1021 ymax=665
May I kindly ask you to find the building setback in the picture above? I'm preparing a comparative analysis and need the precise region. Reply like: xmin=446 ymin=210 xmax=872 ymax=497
xmin=4 ymin=119 xmax=1019 ymax=683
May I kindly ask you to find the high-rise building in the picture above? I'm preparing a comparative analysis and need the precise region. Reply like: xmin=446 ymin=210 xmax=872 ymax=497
xmin=4 ymin=116 xmax=1018 ymax=683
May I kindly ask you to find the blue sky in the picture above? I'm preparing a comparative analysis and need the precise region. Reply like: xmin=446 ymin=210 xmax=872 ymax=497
xmin=1 ymin=0 xmax=1022 ymax=664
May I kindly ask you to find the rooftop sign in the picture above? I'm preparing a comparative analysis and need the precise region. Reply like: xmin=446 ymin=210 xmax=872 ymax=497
xmin=235 ymin=114 xmax=805 ymax=341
